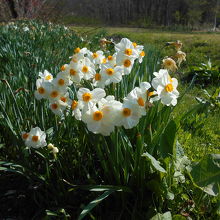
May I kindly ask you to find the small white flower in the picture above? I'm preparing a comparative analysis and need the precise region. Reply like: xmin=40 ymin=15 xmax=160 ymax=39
xmin=88 ymin=50 xmax=105 ymax=65
xmin=52 ymin=72 xmax=72 ymax=89
xmin=82 ymin=98 xmax=119 ymax=136
xmin=34 ymin=79 xmax=51 ymax=100
xmin=23 ymin=27 xmax=29 ymax=32
xmin=115 ymin=38 xmax=139 ymax=59
xmin=38 ymin=70 xmax=53 ymax=82
xmin=115 ymin=101 xmax=141 ymax=129
xmin=24 ymin=127 xmax=47 ymax=149
xmin=77 ymin=88 xmax=106 ymax=111
xmin=116 ymin=55 xmax=135 ymax=75
xmin=152 ymin=69 xmax=179 ymax=106
xmin=79 ymin=57 xmax=96 ymax=80
xmin=92 ymin=72 xmax=107 ymax=88
xmin=49 ymin=100 xmax=67 ymax=116
xmin=100 ymin=64 xmax=123 ymax=85
xmin=65 ymin=61 xmax=83 ymax=83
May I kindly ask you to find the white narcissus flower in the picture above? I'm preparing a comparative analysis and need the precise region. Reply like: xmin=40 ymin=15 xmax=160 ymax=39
xmin=77 ymin=88 xmax=106 ymax=111
xmin=115 ymin=38 xmax=139 ymax=59
xmin=152 ymin=69 xmax=179 ymax=106
xmin=100 ymin=64 xmax=123 ymax=86
xmin=82 ymin=97 xmax=121 ymax=136
xmin=126 ymin=82 xmax=151 ymax=116
xmin=47 ymin=85 xmax=67 ymax=102
xmin=24 ymin=127 xmax=47 ymax=149
xmin=106 ymin=54 xmax=116 ymax=67
xmin=59 ymin=92 xmax=72 ymax=107
xmin=115 ymin=101 xmax=141 ymax=129
xmin=71 ymin=47 xmax=89 ymax=63
xmin=34 ymin=79 xmax=51 ymax=100
xmin=79 ymin=57 xmax=96 ymax=80
xmin=38 ymin=70 xmax=53 ymax=82
xmin=88 ymin=50 xmax=105 ymax=65
xmin=92 ymin=72 xmax=107 ymax=88
xmin=65 ymin=60 xmax=83 ymax=83
xmin=116 ymin=55 xmax=135 ymax=75
xmin=49 ymin=100 xmax=68 ymax=116
xmin=52 ymin=72 xmax=72 ymax=90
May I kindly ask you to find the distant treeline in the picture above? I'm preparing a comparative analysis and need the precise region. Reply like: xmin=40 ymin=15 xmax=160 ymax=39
xmin=1 ymin=0 xmax=220 ymax=30
xmin=66 ymin=0 xmax=220 ymax=29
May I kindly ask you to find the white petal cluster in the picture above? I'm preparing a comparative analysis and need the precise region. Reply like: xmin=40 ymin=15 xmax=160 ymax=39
xmin=34 ymin=38 xmax=179 ymax=136
xmin=152 ymin=69 xmax=179 ymax=106
xmin=22 ymin=127 xmax=47 ymax=148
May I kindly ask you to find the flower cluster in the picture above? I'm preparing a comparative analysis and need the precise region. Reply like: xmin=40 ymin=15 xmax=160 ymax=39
xmin=34 ymin=38 xmax=179 ymax=136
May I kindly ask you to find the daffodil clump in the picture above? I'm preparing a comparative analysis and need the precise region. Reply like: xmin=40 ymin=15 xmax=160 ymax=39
xmin=34 ymin=38 xmax=179 ymax=136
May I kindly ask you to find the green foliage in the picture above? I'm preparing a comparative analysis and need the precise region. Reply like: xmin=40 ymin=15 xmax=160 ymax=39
xmin=190 ymin=154 xmax=220 ymax=196
xmin=188 ymin=59 xmax=220 ymax=86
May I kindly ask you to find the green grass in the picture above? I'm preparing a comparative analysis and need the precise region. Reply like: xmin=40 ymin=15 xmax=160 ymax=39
xmin=173 ymin=85 xmax=220 ymax=161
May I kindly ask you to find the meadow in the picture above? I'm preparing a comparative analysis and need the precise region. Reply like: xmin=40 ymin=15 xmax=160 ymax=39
xmin=0 ymin=20 xmax=219 ymax=219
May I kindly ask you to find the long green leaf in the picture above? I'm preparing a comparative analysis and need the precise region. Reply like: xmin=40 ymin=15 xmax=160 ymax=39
xmin=78 ymin=190 xmax=115 ymax=220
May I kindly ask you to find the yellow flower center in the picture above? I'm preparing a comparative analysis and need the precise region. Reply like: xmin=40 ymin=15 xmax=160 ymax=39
xmin=22 ymin=133 xmax=29 ymax=139
xmin=102 ymin=58 xmax=107 ymax=64
xmin=140 ymin=51 xmax=145 ymax=57
xmin=122 ymin=108 xmax=131 ymax=117
xmin=92 ymin=53 xmax=98 ymax=58
xmin=147 ymin=91 xmax=154 ymax=97
xmin=50 ymin=91 xmax=59 ymax=98
xmin=137 ymin=97 xmax=145 ymax=106
xmin=74 ymin=47 xmax=81 ymax=53
xmin=82 ymin=66 xmax=89 ymax=73
xmin=106 ymin=68 xmax=114 ymax=76
xmin=108 ymin=56 xmax=113 ymax=61
xmin=132 ymin=42 xmax=137 ymax=48
xmin=45 ymin=75 xmax=52 ymax=80
xmin=95 ymin=73 xmax=101 ymax=81
xmin=38 ymin=87 xmax=45 ymax=94
xmin=70 ymin=69 xmax=77 ymax=76
xmin=123 ymin=59 xmax=131 ymax=67
xmin=71 ymin=100 xmax=78 ymax=110
xmin=82 ymin=93 xmax=92 ymax=102
xmin=93 ymin=111 xmax=103 ymax=121
xmin=51 ymin=103 xmax=58 ymax=109
xmin=58 ymin=79 xmax=65 ymax=86
xmin=61 ymin=65 xmax=66 ymax=71
xmin=165 ymin=83 xmax=174 ymax=92
xmin=32 ymin=135 xmax=39 ymax=142
xmin=124 ymin=48 xmax=132 ymax=56
xmin=60 ymin=97 xmax=67 ymax=102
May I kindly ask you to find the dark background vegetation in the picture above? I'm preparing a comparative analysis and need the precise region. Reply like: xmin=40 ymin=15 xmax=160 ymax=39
xmin=1 ymin=0 xmax=220 ymax=30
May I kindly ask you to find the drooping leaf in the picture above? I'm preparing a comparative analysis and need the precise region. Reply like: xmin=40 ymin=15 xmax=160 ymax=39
xmin=142 ymin=152 xmax=166 ymax=173
xmin=190 ymin=154 xmax=220 ymax=196
xmin=78 ymin=190 xmax=115 ymax=220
